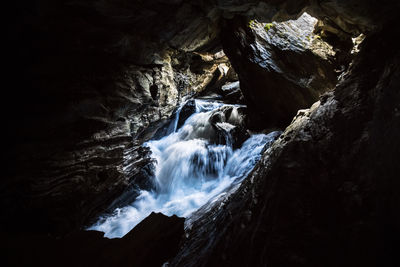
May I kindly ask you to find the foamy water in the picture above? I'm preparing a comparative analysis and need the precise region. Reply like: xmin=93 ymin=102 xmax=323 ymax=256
xmin=88 ymin=100 xmax=279 ymax=238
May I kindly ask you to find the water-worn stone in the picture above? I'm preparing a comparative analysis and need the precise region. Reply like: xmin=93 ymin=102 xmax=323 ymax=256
xmin=177 ymin=99 xmax=197 ymax=130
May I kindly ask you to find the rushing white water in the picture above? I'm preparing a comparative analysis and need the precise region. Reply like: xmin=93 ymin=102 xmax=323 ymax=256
xmin=89 ymin=100 xmax=279 ymax=238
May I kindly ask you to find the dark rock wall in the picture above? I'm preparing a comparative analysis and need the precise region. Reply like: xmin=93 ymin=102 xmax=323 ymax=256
xmin=4 ymin=0 xmax=232 ymax=234
xmin=170 ymin=21 xmax=400 ymax=267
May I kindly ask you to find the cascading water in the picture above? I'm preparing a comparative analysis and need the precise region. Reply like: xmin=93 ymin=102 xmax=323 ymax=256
xmin=89 ymin=99 xmax=280 ymax=238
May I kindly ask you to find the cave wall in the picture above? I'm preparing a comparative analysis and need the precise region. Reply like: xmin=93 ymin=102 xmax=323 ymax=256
xmin=4 ymin=0 xmax=232 ymax=233
xmin=4 ymin=0 xmax=400 ymax=244
xmin=171 ymin=21 xmax=400 ymax=267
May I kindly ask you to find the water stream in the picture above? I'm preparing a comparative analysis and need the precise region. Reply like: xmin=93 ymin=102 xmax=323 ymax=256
xmin=89 ymin=99 xmax=280 ymax=238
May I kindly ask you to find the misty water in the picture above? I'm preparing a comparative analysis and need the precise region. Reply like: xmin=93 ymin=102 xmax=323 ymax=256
xmin=89 ymin=99 xmax=280 ymax=238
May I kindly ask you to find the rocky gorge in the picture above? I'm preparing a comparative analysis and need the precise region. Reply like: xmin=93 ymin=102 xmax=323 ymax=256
xmin=3 ymin=0 xmax=400 ymax=266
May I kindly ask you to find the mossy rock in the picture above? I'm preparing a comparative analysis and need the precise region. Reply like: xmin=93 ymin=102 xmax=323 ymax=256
xmin=264 ymin=23 xmax=274 ymax=32
xmin=248 ymin=19 xmax=256 ymax=29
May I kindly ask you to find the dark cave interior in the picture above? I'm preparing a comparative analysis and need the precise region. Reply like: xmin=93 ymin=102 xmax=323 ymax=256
xmin=3 ymin=1 xmax=400 ymax=266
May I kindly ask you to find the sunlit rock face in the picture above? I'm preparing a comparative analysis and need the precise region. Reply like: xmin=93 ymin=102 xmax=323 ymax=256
xmin=221 ymin=13 xmax=338 ymax=129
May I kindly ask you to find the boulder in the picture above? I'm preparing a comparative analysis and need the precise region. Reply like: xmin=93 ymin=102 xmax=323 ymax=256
xmin=177 ymin=99 xmax=197 ymax=130
xmin=208 ymin=106 xmax=250 ymax=148
xmin=221 ymin=81 xmax=245 ymax=104
xmin=222 ymin=13 xmax=338 ymax=129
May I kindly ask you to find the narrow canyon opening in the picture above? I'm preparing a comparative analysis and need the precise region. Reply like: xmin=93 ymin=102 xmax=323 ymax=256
xmin=86 ymin=12 xmax=353 ymax=239
xmin=4 ymin=1 xmax=400 ymax=267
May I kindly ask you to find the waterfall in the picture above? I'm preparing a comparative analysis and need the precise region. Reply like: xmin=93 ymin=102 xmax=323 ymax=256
xmin=88 ymin=99 xmax=280 ymax=238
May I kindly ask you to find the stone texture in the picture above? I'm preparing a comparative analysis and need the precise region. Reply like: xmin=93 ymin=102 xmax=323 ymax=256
xmin=3 ymin=2 xmax=400 ymax=267
xmin=4 ymin=0 xmax=235 ymax=234
xmin=170 ymin=23 xmax=400 ymax=267
xmin=222 ymin=13 xmax=338 ymax=129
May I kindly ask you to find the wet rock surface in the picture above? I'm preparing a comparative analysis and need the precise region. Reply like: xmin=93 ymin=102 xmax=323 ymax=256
xmin=208 ymin=105 xmax=250 ymax=148
xmin=177 ymin=99 xmax=197 ymax=130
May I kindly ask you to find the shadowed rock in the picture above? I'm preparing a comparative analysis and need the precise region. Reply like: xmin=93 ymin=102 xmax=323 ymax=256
xmin=3 ymin=1 xmax=400 ymax=266
xmin=3 ymin=212 xmax=184 ymax=267
xmin=170 ymin=23 xmax=400 ymax=267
